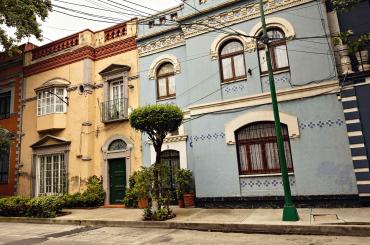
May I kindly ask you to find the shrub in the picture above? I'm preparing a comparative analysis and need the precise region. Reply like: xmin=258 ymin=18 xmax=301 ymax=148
xmin=0 ymin=196 xmax=30 ymax=217
xmin=62 ymin=176 xmax=105 ymax=208
xmin=26 ymin=195 xmax=64 ymax=218
xmin=175 ymin=169 xmax=193 ymax=199
xmin=123 ymin=172 xmax=139 ymax=208
xmin=0 ymin=196 xmax=64 ymax=218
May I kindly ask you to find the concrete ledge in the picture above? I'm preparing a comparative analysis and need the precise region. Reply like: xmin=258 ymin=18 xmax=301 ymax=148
xmin=1 ymin=217 xmax=370 ymax=237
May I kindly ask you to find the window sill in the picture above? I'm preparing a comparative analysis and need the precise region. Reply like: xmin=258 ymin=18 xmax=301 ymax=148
xmin=156 ymin=96 xmax=176 ymax=102
xmin=221 ymin=77 xmax=247 ymax=85
xmin=239 ymin=172 xmax=294 ymax=178
xmin=37 ymin=112 xmax=67 ymax=117
xmin=260 ymin=69 xmax=290 ymax=77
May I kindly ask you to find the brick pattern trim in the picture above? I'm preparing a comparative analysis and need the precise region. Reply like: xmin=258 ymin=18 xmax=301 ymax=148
xmin=24 ymin=37 xmax=137 ymax=77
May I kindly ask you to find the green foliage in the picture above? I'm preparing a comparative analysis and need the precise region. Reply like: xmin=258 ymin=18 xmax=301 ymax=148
xmin=143 ymin=207 xmax=153 ymax=221
xmin=175 ymin=169 xmax=194 ymax=199
xmin=129 ymin=104 xmax=183 ymax=139
xmin=0 ymin=0 xmax=52 ymax=54
xmin=332 ymin=0 xmax=360 ymax=12
xmin=151 ymin=207 xmax=175 ymax=221
xmin=62 ymin=176 xmax=105 ymax=208
xmin=333 ymin=30 xmax=353 ymax=46
xmin=0 ymin=196 xmax=29 ymax=217
xmin=0 ymin=128 xmax=12 ymax=152
xmin=348 ymin=33 xmax=370 ymax=53
xmin=133 ymin=167 xmax=153 ymax=199
xmin=26 ymin=196 xmax=64 ymax=218
xmin=122 ymin=172 xmax=139 ymax=208
xmin=0 ymin=196 xmax=63 ymax=218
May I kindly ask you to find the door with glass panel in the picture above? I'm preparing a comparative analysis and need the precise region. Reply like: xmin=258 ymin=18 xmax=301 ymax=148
xmin=109 ymin=80 xmax=124 ymax=120
xmin=36 ymin=154 xmax=67 ymax=196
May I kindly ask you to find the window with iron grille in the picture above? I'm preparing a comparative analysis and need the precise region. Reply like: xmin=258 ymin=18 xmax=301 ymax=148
xmin=36 ymin=154 xmax=67 ymax=196
xmin=235 ymin=122 xmax=294 ymax=175
xmin=0 ymin=148 xmax=10 ymax=184
xmin=219 ymin=40 xmax=247 ymax=83
xmin=0 ymin=91 xmax=11 ymax=119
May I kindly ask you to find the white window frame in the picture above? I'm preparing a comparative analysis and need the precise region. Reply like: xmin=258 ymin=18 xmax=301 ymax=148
xmin=35 ymin=154 xmax=66 ymax=196
xmin=37 ymin=87 xmax=67 ymax=116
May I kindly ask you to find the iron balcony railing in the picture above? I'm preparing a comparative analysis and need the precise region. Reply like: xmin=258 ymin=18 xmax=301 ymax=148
xmin=100 ymin=98 xmax=128 ymax=122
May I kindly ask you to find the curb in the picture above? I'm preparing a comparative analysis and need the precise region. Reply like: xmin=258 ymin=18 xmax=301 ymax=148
xmin=1 ymin=217 xmax=370 ymax=237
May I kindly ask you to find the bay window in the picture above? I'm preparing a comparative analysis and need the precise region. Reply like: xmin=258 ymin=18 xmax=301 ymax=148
xmin=37 ymin=87 xmax=67 ymax=116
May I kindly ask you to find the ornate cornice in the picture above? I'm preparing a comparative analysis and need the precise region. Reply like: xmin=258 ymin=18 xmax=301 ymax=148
xmin=181 ymin=0 xmax=313 ymax=39
xmin=138 ymin=33 xmax=185 ymax=57
xmin=24 ymin=37 xmax=136 ymax=77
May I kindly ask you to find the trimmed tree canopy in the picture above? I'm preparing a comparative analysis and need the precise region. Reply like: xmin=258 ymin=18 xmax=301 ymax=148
xmin=129 ymin=104 xmax=183 ymax=156
xmin=0 ymin=0 xmax=52 ymax=53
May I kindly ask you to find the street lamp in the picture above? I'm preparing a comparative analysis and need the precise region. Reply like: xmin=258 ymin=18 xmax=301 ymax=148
xmin=257 ymin=0 xmax=299 ymax=221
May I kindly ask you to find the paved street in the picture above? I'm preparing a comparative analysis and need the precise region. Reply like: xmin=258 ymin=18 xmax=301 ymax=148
xmin=0 ymin=222 xmax=369 ymax=245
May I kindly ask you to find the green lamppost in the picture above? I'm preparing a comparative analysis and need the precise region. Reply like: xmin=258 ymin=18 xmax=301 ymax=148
xmin=257 ymin=0 xmax=299 ymax=221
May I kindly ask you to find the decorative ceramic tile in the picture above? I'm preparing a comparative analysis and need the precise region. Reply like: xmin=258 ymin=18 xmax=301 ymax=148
xmin=299 ymin=119 xmax=344 ymax=130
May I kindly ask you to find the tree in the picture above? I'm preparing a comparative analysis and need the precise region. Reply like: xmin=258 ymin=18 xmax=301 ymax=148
xmin=129 ymin=104 xmax=183 ymax=212
xmin=0 ymin=0 xmax=52 ymax=54
xmin=0 ymin=128 xmax=12 ymax=151
xmin=332 ymin=0 xmax=360 ymax=12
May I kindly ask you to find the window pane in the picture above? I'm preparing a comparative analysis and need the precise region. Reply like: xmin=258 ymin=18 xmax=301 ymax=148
xmin=168 ymin=76 xmax=175 ymax=95
xmin=259 ymin=49 xmax=268 ymax=72
xmin=158 ymin=78 xmax=167 ymax=97
xmin=157 ymin=63 xmax=174 ymax=76
xmin=267 ymin=29 xmax=285 ymax=39
xmin=233 ymin=54 xmax=246 ymax=77
xmin=221 ymin=41 xmax=243 ymax=55
xmin=0 ymin=149 xmax=9 ymax=183
xmin=266 ymin=142 xmax=279 ymax=170
xmin=238 ymin=145 xmax=249 ymax=173
xmin=274 ymin=45 xmax=289 ymax=69
xmin=221 ymin=58 xmax=233 ymax=80
xmin=249 ymin=144 xmax=264 ymax=171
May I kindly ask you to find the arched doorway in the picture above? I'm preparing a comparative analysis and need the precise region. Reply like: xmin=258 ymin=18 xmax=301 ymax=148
xmin=102 ymin=136 xmax=132 ymax=205
xmin=161 ymin=150 xmax=180 ymax=204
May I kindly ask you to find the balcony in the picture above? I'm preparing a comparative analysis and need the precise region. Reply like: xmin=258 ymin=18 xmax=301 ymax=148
xmin=101 ymin=98 xmax=128 ymax=123
xmin=37 ymin=113 xmax=67 ymax=132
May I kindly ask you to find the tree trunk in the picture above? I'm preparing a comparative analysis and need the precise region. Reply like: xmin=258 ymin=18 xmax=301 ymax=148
xmin=153 ymin=148 xmax=162 ymax=210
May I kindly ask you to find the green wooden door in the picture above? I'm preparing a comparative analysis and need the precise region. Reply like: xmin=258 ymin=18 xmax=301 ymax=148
xmin=109 ymin=158 xmax=126 ymax=204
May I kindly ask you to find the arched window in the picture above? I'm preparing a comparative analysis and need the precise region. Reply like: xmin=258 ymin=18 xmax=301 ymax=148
xmin=258 ymin=28 xmax=289 ymax=74
xmin=219 ymin=40 xmax=246 ymax=83
xmin=157 ymin=62 xmax=175 ymax=99
xmin=235 ymin=122 xmax=293 ymax=175
xmin=108 ymin=139 xmax=127 ymax=151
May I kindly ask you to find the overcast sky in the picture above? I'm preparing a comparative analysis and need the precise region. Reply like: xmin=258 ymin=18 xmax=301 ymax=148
xmin=29 ymin=0 xmax=180 ymax=46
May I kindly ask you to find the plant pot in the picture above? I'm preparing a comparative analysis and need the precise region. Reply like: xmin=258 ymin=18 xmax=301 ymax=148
xmin=138 ymin=198 xmax=148 ymax=209
xmin=337 ymin=44 xmax=350 ymax=57
xmin=183 ymin=193 xmax=195 ymax=208
xmin=356 ymin=50 xmax=370 ymax=71
xmin=178 ymin=198 xmax=185 ymax=208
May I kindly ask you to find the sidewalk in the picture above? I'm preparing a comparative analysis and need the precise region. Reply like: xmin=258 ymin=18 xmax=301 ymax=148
xmin=1 ymin=207 xmax=370 ymax=236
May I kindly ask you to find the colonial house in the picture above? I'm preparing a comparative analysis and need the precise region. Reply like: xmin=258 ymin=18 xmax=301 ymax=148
xmin=18 ymin=19 xmax=141 ymax=205
xmin=137 ymin=0 xmax=360 ymax=207
xmin=326 ymin=0 xmax=370 ymax=203
xmin=0 ymin=44 xmax=35 ymax=197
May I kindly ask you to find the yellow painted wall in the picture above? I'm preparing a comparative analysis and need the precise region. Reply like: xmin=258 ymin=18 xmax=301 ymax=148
xmin=19 ymin=20 xmax=141 ymax=197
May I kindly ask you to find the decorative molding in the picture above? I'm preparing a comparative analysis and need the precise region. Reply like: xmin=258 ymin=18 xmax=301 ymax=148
xmin=138 ymin=33 xmax=185 ymax=57
xmin=148 ymin=54 xmax=181 ymax=80
xmin=181 ymin=0 xmax=312 ymax=39
xmin=248 ymin=16 xmax=296 ymax=40
xmin=24 ymin=37 xmax=136 ymax=77
xmin=225 ymin=111 xmax=299 ymax=144
xmin=188 ymin=80 xmax=339 ymax=116
xmin=210 ymin=31 xmax=253 ymax=60
xmin=164 ymin=135 xmax=188 ymax=143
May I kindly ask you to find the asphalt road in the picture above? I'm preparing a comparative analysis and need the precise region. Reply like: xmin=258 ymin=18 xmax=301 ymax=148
xmin=0 ymin=222 xmax=369 ymax=245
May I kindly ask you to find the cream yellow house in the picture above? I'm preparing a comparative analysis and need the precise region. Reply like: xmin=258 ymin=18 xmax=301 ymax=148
xmin=19 ymin=19 xmax=141 ymax=204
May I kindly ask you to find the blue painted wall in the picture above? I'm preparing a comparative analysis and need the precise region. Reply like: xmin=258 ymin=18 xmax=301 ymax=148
xmin=138 ymin=1 xmax=358 ymax=198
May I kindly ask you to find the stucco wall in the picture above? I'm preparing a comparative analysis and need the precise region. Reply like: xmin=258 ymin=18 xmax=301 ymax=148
xmin=19 ymin=49 xmax=141 ymax=197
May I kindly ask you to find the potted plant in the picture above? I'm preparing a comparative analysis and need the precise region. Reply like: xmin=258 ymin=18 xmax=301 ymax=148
xmin=333 ymin=29 xmax=353 ymax=56
xmin=175 ymin=169 xmax=195 ymax=208
xmin=348 ymin=33 xmax=370 ymax=71
xmin=133 ymin=167 xmax=153 ymax=209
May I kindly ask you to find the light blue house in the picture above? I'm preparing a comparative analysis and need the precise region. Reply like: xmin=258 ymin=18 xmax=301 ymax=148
xmin=137 ymin=0 xmax=359 ymax=207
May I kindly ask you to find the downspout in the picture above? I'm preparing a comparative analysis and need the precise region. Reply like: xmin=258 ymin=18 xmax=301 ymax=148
xmin=15 ymin=47 xmax=26 ymax=195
